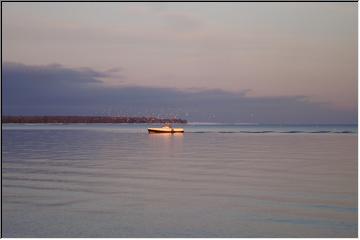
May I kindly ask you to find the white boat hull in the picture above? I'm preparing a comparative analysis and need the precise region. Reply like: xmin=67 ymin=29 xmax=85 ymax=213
xmin=148 ymin=128 xmax=184 ymax=133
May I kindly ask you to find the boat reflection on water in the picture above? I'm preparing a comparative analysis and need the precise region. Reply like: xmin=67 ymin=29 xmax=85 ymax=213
xmin=148 ymin=129 xmax=184 ymax=155
xmin=148 ymin=132 xmax=184 ymax=138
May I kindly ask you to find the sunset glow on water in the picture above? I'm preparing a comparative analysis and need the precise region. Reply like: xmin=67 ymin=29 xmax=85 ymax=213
xmin=3 ymin=124 xmax=357 ymax=237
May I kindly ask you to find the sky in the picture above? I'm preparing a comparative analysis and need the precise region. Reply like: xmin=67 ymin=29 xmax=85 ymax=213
xmin=2 ymin=2 xmax=358 ymax=123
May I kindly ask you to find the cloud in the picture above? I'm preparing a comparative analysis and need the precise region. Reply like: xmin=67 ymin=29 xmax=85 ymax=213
xmin=3 ymin=62 xmax=106 ymax=88
xmin=161 ymin=12 xmax=202 ymax=32
xmin=3 ymin=62 xmax=109 ymax=106
xmin=106 ymin=67 xmax=122 ymax=73
xmin=3 ymin=62 xmax=356 ymax=124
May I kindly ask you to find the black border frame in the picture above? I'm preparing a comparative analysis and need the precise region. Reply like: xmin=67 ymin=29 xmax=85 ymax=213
xmin=0 ymin=0 xmax=358 ymax=238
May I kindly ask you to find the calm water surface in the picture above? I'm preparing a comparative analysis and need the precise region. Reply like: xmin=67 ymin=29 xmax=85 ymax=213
xmin=2 ymin=124 xmax=358 ymax=237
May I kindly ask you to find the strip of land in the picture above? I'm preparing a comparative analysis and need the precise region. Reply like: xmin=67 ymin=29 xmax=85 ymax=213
xmin=2 ymin=116 xmax=187 ymax=124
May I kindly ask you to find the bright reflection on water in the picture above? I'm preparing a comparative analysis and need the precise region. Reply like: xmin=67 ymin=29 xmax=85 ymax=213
xmin=2 ymin=125 xmax=358 ymax=237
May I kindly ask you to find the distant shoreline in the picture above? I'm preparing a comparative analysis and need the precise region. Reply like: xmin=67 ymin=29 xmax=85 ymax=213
xmin=2 ymin=116 xmax=187 ymax=124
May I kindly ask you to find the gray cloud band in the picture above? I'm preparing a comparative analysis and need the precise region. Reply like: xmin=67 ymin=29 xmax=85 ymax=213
xmin=3 ymin=62 xmax=356 ymax=124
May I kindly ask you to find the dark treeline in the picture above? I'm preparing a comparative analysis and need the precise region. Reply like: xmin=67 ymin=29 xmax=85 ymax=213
xmin=2 ymin=116 xmax=187 ymax=124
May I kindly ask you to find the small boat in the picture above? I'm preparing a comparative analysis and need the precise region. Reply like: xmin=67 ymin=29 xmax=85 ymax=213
xmin=148 ymin=123 xmax=184 ymax=134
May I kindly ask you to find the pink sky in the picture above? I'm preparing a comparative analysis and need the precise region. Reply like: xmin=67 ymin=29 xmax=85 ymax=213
xmin=3 ymin=2 xmax=357 ymax=113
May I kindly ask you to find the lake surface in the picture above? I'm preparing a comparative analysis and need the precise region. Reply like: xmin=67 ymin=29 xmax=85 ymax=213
xmin=2 ymin=124 xmax=358 ymax=237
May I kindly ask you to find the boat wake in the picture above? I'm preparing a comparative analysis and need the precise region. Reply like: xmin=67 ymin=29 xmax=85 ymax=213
xmin=190 ymin=130 xmax=356 ymax=134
